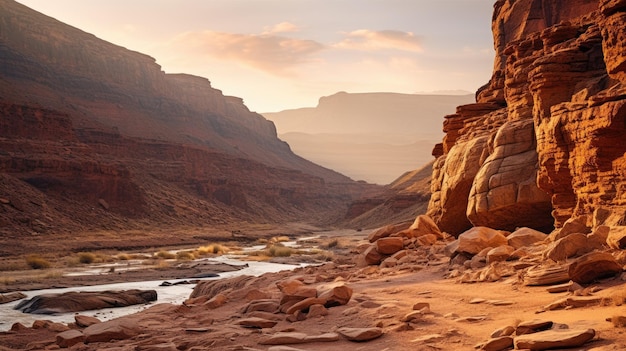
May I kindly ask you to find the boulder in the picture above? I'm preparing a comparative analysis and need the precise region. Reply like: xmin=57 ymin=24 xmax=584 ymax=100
xmin=513 ymin=328 xmax=595 ymax=350
xmin=14 ymin=289 xmax=157 ymax=314
xmin=587 ymin=225 xmax=610 ymax=249
xmin=544 ymin=233 xmax=589 ymax=262
xmin=506 ymin=227 xmax=548 ymax=249
xmin=375 ymin=237 xmax=404 ymax=255
xmin=456 ymin=227 xmax=508 ymax=255
xmin=318 ymin=284 xmax=353 ymax=307
xmin=244 ymin=300 xmax=280 ymax=313
xmin=568 ymin=251 xmax=622 ymax=284
xmin=56 ymin=329 xmax=84 ymax=348
xmin=553 ymin=217 xmax=591 ymax=241
xmin=337 ymin=327 xmax=383 ymax=341
xmin=479 ymin=336 xmax=513 ymax=351
xmin=362 ymin=245 xmax=383 ymax=265
xmin=83 ymin=319 xmax=140 ymax=343
xmin=0 ymin=292 xmax=27 ymax=305
xmin=306 ymin=304 xmax=328 ymax=318
xmin=401 ymin=215 xmax=443 ymax=238
xmin=74 ymin=315 xmax=101 ymax=328
xmin=515 ymin=319 xmax=553 ymax=335
xmin=285 ymin=297 xmax=327 ymax=314
xmin=606 ymin=226 xmax=626 ymax=249
xmin=486 ymin=245 xmax=515 ymax=263
xmin=368 ymin=222 xmax=411 ymax=242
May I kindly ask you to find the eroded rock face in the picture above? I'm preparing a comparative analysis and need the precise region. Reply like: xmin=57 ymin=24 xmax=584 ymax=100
xmin=14 ymin=290 xmax=157 ymax=314
xmin=428 ymin=0 xmax=626 ymax=234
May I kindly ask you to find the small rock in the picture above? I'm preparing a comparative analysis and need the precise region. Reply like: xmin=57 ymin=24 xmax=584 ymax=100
xmin=83 ymin=319 xmax=140 ymax=343
xmin=545 ymin=280 xmax=582 ymax=293
xmin=456 ymin=227 xmax=508 ymax=255
xmin=245 ymin=300 xmax=280 ymax=313
xmin=487 ymin=245 xmax=515 ymax=263
xmin=469 ymin=298 xmax=486 ymax=304
xmin=47 ymin=322 xmax=70 ymax=333
xmin=568 ymin=251 xmax=622 ymax=284
xmin=544 ymin=233 xmax=588 ymax=261
xmin=543 ymin=296 xmax=603 ymax=311
xmin=204 ymin=293 xmax=227 ymax=309
xmin=318 ymin=284 xmax=353 ymax=307
xmin=507 ymin=227 xmax=548 ymax=249
xmin=488 ymin=300 xmax=514 ymax=306
xmin=259 ymin=332 xmax=340 ymax=345
xmin=513 ymin=328 xmax=595 ymax=350
xmin=56 ymin=329 xmax=84 ymax=348
xmin=237 ymin=317 xmax=278 ymax=329
xmin=286 ymin=297 xmax=326 ymax=314
xmin=306 ymin=304 xmax=328 ymax=318
xmin=362 ymin=245 xmax=384 ymax=265
xmin=490 ymin=325 xmax=515 ymax=338
xmin=478 ymin=336 xmax=513 ymax=351
xmin=411 ymin=334 xmax=444 ymax=343
xmin=337 ymin=327 xmax=383 ymax=341
xmin=412 ymin=302 xmax=430 ymax=311
xmin=515 ymin=320 xmax=553 ymax=335
xmin=376 ymin=237 xmax=404 ymax=255
xmin=401 ymin=311 xmax=424 ymax=323
xmin=454 ymin=315 xmax=487 ymax=322
xmin=74 ymin=315 xmax=101 ymax=328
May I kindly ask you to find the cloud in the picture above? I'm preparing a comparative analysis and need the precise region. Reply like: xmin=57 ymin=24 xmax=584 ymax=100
xmin=335 ymin=29 xmax=423 ymax=52
xmin=171 ymin=30 xmax=325 ymax=76
xmin=262 ymin=22 xmax=300 ymax=34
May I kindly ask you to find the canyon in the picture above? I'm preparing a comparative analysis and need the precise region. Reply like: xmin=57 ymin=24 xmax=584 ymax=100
xmin=0 ymin=0 xmax=382 ymax=254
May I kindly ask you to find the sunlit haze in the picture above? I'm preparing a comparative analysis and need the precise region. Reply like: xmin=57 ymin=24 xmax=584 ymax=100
xmin=17 ymin=0 xmax=495 ymax=112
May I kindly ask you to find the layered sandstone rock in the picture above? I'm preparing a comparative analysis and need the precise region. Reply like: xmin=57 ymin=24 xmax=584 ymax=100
xmin=428 ymin=0 xmax=626 ymax=234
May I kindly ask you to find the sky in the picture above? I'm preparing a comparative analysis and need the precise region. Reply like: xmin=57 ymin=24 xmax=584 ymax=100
xmin=17 ymin=0 xmax=496 ymax=113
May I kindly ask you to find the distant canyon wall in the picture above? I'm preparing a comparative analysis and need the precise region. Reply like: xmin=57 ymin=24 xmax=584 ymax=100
xmin=427 ymin=0 xmax=626 ymax=235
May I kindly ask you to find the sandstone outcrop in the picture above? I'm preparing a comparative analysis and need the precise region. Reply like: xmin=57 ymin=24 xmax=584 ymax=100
xmin=427 ymin=0 xmax=626 ymax=235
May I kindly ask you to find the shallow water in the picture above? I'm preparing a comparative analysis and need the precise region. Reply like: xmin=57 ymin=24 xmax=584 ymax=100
xmin=0 ymin=257 xmax=301 ymax=331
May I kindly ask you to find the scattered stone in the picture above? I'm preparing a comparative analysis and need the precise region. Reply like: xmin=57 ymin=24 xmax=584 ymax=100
xmin=47 ymin=322 xmax=70 ymax=332
xmin=237 ymin=317 xmax=278 ymax=329
xmin=478 ymin=336 xmax=513 ymax=351
xmin=285 ymin=297 xmax=326 ymax=314
xmin=506 ymin=227 xmax=548 ymax=249
xmin=606 ymin=226 xmax=626 ymax=249
xmin=544 ymin=233 xmax=588 ymax=261
xmin=486 ymin=245 xmax=515 ymax=263
xmin=0 ymin=292 xmax=27 ymax=304
xmin=488 ymin=300 xmax=514 ymax=306
xmin=545 ymin=281 xmax=582 ymax=293
xmin=83 ymin=319 xmax=140 ymax=343
xmin=337 ymin=327 xmax=383 ymax=341
xmin=401 ymin=311 xmax=424 ymax=323
xmin=553 ymin=216 xmax=591 ymax=241
xmin=259 ymin=332 xmax=340 ymax=345
xmin=412 ymin=302 xmax=430 ymax=311
xmin=376 ymin=237 xmax=404 ymax=255
xmin=543 ymin=296 xmax=603 ymax=311
xmin=454 ymin=315 xmax=487 ymax=322
xmin=56 ymin=329 xmax=84 ymax=348
xmin=74 ymin=315 xmax=101 ymax=328
xmin=523 ymin=265 xmax=570 ymax=286
xmin=515 ymin=320 xmax=553 ymax=335
xmin=456 ymin=227 xmax=508 ymax=255
xmin=360 ymin=300 xmax=381 ymax=309
xmin=587 ymin=225 xmax=610 ymax=249
xmin=469 ymin=298 xmax=487 ymax=304
xmin=411 ymin=334 xmax=444 ymax=343
xmin=277 ymin=280 xmax=317 ymax=299
xmin=368 ymin=222 xmax=411 ymax=242
xmin=490 ymin=325 xmax=515 ymax=338
xmin=306 ymin=304 xmax=328 ymax=318
xmin=318 ymin=284 xmax=353 ymax=307
xmin=568 ymin=251 xmax=622 ymax=284
xmin=513 ymin=328 xmax=595 ymax=350
xmin=362 ymin=245 xmax=384 ymax=266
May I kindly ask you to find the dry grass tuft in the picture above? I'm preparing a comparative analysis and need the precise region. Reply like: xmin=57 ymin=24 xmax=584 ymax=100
xmin=25 ymin=254 xmax=51 ymax=269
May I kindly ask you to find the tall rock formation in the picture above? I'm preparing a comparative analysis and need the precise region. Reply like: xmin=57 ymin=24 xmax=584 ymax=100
xmin=427 ymin=0 xmax=626 ymax=235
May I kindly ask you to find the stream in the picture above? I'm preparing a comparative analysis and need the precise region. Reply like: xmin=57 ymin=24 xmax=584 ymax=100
xmin=0 ymin=256 xmax=302 ymax=332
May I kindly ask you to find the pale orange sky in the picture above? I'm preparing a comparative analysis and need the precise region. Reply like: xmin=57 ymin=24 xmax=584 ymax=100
xmin=17 ymin=0 xmax=495 ymax=112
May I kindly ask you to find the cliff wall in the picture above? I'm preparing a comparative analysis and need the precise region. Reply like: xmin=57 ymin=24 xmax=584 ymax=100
xmin=428 ymin=0 xmax=626 ymax=235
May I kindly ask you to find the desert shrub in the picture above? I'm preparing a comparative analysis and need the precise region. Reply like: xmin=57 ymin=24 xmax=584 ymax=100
xmin=176 ymin=251 xmax=195 ymax=260
xmin=116 ymin=253 xmax=131 ymax=261
xmin=77 ymin=252 xmax=96 ymax=264
xmin=155 ymin=250 xmax=175 ymax=259
xmin=196 ymin=244 xmax=227 ymax=256
xmin=268 ymin=245 xmax=293 ymax=257
xmin=270 ymin=236 xmax=290 ymax=243
xmin=325 ymin=238 xmax=340 ymax=249
xmin=25 ymin=254 xmax=51 ymax=269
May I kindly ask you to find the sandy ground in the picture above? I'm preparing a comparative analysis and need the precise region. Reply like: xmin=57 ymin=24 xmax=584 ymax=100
xmin=1 ymin=230 xmax=626 ymax=350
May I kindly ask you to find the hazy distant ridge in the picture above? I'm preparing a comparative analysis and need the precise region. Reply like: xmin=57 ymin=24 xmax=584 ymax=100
xmin=263 ymin=92 xmax=475 ymax=184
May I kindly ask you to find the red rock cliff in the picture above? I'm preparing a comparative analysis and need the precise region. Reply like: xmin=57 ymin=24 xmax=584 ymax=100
xmin=428 ymin=0 xmax=626 ymax=235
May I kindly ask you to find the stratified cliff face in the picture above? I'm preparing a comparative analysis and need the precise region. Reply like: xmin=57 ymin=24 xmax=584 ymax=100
xmin=428 ymin=0 xmax=626 ymax=235
xmin=0 ymin=0 xmax=378 ymax=241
